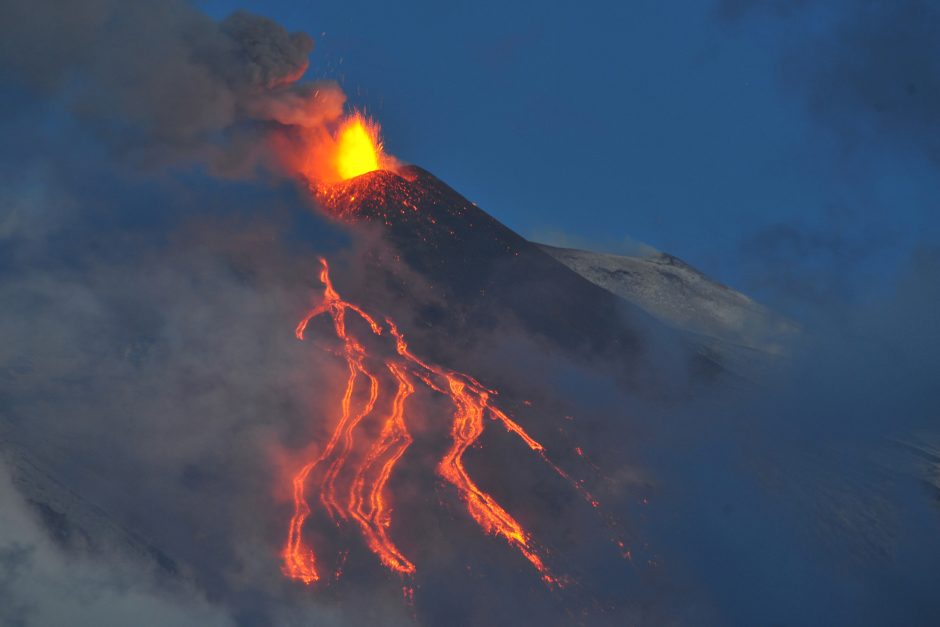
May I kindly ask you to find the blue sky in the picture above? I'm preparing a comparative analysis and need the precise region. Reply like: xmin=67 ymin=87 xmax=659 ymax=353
xmin=192 ymin=0 xmax=940 ymax=311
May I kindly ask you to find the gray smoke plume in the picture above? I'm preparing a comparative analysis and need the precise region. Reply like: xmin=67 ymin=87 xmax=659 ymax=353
xmin=0 ymin=0 xmax=346 ymax=176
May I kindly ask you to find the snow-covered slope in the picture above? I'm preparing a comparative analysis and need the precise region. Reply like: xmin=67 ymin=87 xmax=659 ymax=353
xmin=536 ymin=243 xmax=797 ymax=359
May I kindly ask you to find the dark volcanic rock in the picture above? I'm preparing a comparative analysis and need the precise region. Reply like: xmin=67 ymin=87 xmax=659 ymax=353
xmin=321 ymin=165 xmax=723 ymax=392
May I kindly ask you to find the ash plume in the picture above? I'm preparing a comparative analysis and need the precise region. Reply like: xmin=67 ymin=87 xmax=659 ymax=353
xmin=0 ymin=0 xmax=345 ymax=176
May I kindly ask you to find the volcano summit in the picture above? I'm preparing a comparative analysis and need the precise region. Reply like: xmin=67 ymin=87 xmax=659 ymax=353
xmin=312 ymin=165 xmax=730 ymax=394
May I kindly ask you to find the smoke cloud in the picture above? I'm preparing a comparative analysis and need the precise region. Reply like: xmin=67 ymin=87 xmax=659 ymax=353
xmin=0 ymin=0 xmax=345 ymax=176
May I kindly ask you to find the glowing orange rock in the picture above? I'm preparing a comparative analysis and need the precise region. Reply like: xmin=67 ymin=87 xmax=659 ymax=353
xmin=282 ymin=258 xmax=591 ymax=588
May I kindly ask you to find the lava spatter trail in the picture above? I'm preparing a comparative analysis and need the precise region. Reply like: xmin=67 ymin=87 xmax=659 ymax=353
xmin=283 ymin=257 xmax=596 ymax=587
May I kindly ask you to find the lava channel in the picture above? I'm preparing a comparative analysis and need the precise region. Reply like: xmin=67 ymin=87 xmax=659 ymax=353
xmin=282 ymin=257 xmax=595 ymax=587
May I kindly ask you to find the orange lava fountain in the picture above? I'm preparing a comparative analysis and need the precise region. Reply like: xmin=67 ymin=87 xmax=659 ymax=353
xmin=291 ymin=111 xmax=390 ymax=188
xmin=282 ymin=258 xmax=599 ymax=587
xmin=334 ymin=114 xmax=382 ymax=180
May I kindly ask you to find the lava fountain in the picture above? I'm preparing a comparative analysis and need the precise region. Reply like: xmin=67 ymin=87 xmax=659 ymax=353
xmin=290 ymin=110 xmax=392 ymax=189
xmin=334 ymin=114 xmax=383 ymax=180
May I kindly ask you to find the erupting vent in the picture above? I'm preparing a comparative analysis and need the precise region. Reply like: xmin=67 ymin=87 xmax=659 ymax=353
xmin=334 ymin=113 xmax=382 ymax=180
xmin=292 ymin=111 xmax=390 ymax=187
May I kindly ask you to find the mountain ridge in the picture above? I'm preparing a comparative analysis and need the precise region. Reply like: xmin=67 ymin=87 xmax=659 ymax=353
xmin=536 ymin=243 xmax=798 ymax=366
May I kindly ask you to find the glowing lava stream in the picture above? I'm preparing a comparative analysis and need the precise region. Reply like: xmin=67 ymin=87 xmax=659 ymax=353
xmin=282 ymin=258 xmax=592 ymax=586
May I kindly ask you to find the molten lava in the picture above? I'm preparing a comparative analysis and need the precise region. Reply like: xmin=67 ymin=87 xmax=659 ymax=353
xmin=335 ymin=114 xmax=382 ymax=180
xmin=282 ymin=258 xmax=603 ymax=588
xmin=288 ymin=111 xmax=390 ymax=188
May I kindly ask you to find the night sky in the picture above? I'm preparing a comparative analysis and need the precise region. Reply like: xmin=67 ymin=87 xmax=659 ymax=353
xmin=194 ymin=0 xmax=940 ymax=314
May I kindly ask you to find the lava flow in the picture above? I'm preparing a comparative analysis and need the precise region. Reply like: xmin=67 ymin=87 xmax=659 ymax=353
xmin=281 ymin=109 xmax=614 ymax=589
xmin=282 ymin=258 xmax=598 ymax=587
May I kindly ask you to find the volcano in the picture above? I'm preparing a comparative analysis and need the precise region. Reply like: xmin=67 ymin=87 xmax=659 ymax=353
xmin=317 ymin=165 xmax=725 ymax=394
xmin=270 ymin=163 xmax=749 ymax=617
xmin=5 ymin=2 xmax=939 ymax=624
xmin=0 ymin=156 xmax=781 ymax=626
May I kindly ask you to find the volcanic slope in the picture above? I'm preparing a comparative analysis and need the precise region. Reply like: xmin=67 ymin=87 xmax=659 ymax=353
xmin=320 ymin=165 xmax=724 ymax=393
xmin=537 ymin=243 xmax=798 ymax=372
